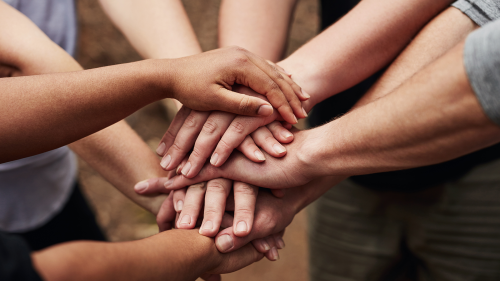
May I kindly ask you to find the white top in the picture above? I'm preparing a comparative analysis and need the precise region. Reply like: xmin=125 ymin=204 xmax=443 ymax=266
xmin=0 ymin=0 xmax=78 ymax=232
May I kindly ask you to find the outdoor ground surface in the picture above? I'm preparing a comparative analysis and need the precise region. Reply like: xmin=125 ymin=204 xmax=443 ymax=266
xmin=76 ymin=1 xmax=319 ymax=280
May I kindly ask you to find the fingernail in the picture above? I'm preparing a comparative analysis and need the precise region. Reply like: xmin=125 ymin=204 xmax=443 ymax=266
xmin=216 ymin=234 xmax=234 ymax=252
xmin=301 ymin=89 xmax=311 ymax=99
xmin=164 ymin=179 xmax=174 ymax=188
xmin=202 ymin=221 xmax=213 ymax=230
xmin=273 ymin=144 xmax=286 ymax=154
xmin=254 ymin=150 xmax=266 ymax=161
xmin=280 ymin=130 xmax=293 ymax=139
xmin=236 ymin=221 xmax=247 ymax=233
xmin=293 ymin=115 xmax=298 ymax=124
xmin=134 ymin=180 xmax=148 ymax=192
xmin=283 ymin=69 xmax=292 ymax=76
xmin=176 ymin=200 xmax=183 ymax=212
xmin=277 ymin=238 xmax=285 ymax=249
xmin=156 ymin=142 xmax=166 ymax=155
xmin=180 ymin=215 xmax=191 ymax=225
xmin=302 ymin=107 xmax=308 ymax=117
xmin=270 ymin=247 xmax=280 ymax=261
xmin=160 ymin=154 xmax=171 ymax=169
xmin=210 ymin=153 xmax=219 ymax=166
xmin=176 ymin=165 xmax=182 ymax=175
xmin=257 ymin=104 xmax=273 ymax=116
xmin=181 ymin=162 xmax=192 ymax=177
xmin=261 ymin=240 xmax=271 ymax=251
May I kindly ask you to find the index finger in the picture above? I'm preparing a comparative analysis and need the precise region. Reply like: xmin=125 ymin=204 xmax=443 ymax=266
xmin=244 ymin=51 xmax=307 ymax=121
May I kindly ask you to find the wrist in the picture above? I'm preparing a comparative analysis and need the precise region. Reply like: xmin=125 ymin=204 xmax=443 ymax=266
xmin=143 ymin=59 xmax=176 ymax=101
xmin=295 ymin=128 xmax=334 ymax=179
xmin=278 ymin=58 xmax=327 ymax=113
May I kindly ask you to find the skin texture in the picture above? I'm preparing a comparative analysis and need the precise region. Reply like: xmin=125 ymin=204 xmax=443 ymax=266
xmin=31 ymin=229 xmax=264 ymax=281
xmin=139 ymin=8 xmax=500 ymax=255
xmin=278 ymin=0 xmax=456 ymax=111
xmin=219 ymin=0 xmax=299 ymax=62
xmin=99 ymin=0 xmax=202 ymax=59
xmin=147 ymin=41 xmax=500 ymax=190
xmin=0 ymin=2 xmax=308 ymax=163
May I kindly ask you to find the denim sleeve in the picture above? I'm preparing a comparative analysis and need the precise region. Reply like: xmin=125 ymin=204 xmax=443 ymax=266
xmin=464 ymin=19 xmax=500 ymax=126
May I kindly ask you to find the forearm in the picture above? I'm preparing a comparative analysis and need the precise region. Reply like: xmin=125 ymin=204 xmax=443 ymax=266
xmin=354 ymin=7 xmax=478 ymax=108
xmin=302 ymin=42 xmax=500 ymax=177
xmin=32 ymin=229 xmax=217 ymax=281
xmin=218 ymin=0 xmax=298 ymax=61
xmin=0 ymin=60 xmax=172 ymax=163
xmin=69 ymin=121 xmax=168 ymax=214
xmin=99 ymin=0 xmax=201 ymax=59
xmin=278 ymin=0 xmax=454 ymax=111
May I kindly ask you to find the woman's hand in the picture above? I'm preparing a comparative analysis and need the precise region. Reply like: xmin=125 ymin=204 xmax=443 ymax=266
xmin=163 ymin=46 xmax=309 ymax=124
xmin=156 ymin=86 xmax=297 ymax=177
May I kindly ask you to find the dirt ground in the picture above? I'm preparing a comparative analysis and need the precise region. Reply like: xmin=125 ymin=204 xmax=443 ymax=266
xmin=76 ymin=1 xmax=319 ymax=280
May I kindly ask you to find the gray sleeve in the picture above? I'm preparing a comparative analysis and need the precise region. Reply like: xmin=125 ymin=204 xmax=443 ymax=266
xmin=452 ymin=0 xmax=500 ymax=26
xmin=464 ymin=19 xmax=500 ymax=126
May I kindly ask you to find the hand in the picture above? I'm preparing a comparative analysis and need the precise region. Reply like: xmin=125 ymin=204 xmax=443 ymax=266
xmin=164 ymin=46 xmax=309 ymax=124
xmin=155 ymin=86 xmax=294 ymax=176
xmin=174 ymin=180 xmax=287 ymax=261
xmin=139 ymin=129 xmax=325 ymax=191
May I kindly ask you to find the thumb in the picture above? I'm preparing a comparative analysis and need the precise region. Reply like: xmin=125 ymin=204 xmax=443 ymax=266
xmin=210 ymin=243 xmax=264 ymax=275
xmin=215 ymin=88 xmax=274 ymax=117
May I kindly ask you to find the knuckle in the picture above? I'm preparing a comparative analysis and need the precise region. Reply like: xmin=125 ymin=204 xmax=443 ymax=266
xmin=267 ymin=81 xmax=280 ymax=93
xmin=263 ymin=135 xmax=276 ymax=143
xmin=232 ymin=53 xmax=249 ymax=65
xmin=207 ymin=180 xmax=228 ymax=194
xmin=190 ymin=147 xmax=203 ymax=158
xmin=217 ymin=139 xmax=231 ymax=151
xmin=235 ymin=207 xmax=254 ymax=219
xmin=203 ymin=207 xmax=220 ymax=218
xmin=163 ymin=129 xmax=177 ymax=142
xmin=235 ymin=185 xmax=257 ymax=197
xmin=189 ymin=182 xmax=207 ymax=192
xmin=230 ymin=121 xmax=246 ymax=134
xmin=170 ymin=142 xmax=183 ymax=153
xmin=238 ymin=96 xmax=252 ymax=114
xmin=202 ymin=120 xmax=219 ymax=134
xmin=184 ymin=113 xmax=198 ymax=128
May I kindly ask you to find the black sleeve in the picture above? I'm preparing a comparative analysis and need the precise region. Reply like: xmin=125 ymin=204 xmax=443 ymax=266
xmin=0 ymin=232 xmax=43 ymax=281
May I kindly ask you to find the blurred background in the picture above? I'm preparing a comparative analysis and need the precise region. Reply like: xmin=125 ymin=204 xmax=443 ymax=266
xmin=75 ymin=0 xmax=319 ymax=280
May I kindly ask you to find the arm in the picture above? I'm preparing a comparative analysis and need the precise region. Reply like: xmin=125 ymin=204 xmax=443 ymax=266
xmin=99 ymin=0 xmax=201 ymax=59
xmin=278 ymin=0 xmax=455 ymax=111
xmin=354 ymin=7 xmax=478 ymax=108
xmin=32 ymin=229 xmax=263 ymax=281
xmin=147 ymin=39 xmax=500 ymax=190
xmin=0 ymin=3 xmax=169 ymax=212
xmin=0 ymin=2 xmax=303 ymax=163
xmin=218 ymin=0 xmax=298 ymax=62
xmin=99 ymin=0 xmax=201 ymax=109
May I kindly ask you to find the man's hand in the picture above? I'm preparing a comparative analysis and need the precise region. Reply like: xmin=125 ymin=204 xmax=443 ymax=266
xmin=138 ymin=129 xmax=326 ymax=191
xmin=155 ymin=86 xmax=295 ymax=176
xmin=164 ymin=46 xmax=308 ymax=124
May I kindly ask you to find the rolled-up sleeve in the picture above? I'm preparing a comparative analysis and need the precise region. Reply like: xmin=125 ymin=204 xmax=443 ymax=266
xmin=464 ymin=19 xmax=500 ymax=126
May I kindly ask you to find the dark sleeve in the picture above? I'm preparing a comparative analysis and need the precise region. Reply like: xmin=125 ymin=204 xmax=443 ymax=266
xmin=0 ymin=232 xmax=43 ymax=281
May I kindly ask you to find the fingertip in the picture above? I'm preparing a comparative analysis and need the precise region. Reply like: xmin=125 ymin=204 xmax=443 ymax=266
xmin=254 ymin=150 xmax=266 ymax=162
xmin=252 ymin=239 xmax=271 ymax=253
xmin=257 ymin=104 xmax=273 ymax=117
xmin=234 ymin=221 xmax=249 ymax=237
xmin=272 ymin=144 xmax=287 ymax=156
xmin=134 ymin=180 xmax=149 ymax=194
xmin=156 ymin=142 xmax=166 ymax=156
